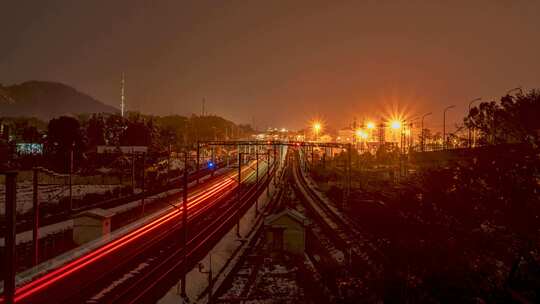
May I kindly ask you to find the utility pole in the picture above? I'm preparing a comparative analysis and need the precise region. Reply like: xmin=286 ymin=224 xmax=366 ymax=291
xmin=443 ymin=105 xmax=456 ymax=150
xmin=303 ymin=146 xmax=307 ymax=172
xmin=141 ymin=152 xmax=146 ymax=215
xmin=347 ymin=144 xmax=352 ymax=199
xmin=131 ymin=151 xmax=136 ymax=194
xmin=120 ymin=73 xmax=125 ymax=118
xmin=32 ymin=168 xmax=39 ymax=266
xmin=273 ymin=145 xmax=277 ymax=186
xmin=330 ymin=147 xmax=333 ymax=168
xmin=167 ymin=144 xmax=171 ymax=184
xmin=181 ymin=151 xmax=188 ymax=298
xmin=4 ymin=171 xmax=17 ymax=304
xmin=468 ymin=97 xmax=482 ymax=148
xmin=211 ymin=146 xmax=215 ymax=177
xmin=421 ymin=112 xmax=432 ymax=152
xmin=255 ymin=148 xmax=259 ymax=183
xmin=69 ymin=146 xmax=73 ymax=213
xmin=237 ymin=152 xmax=242 ymax=237
xmin=311 ymin=145 xmax=314 ymax=168
xmin=196 ymin=141 xmax=200 ymax=184
xmin=267 ymin=149 xmax=270 ymax=197
xmin=255 ymin=148 xmax=259 ymax=215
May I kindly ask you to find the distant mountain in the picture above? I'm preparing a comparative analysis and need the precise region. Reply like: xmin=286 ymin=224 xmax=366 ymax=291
xmin=0 ymin=81 xmax=118 ymax=120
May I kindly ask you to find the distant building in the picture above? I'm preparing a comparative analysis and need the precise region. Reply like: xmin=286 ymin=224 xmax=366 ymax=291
xmin=97 ymin=145 xmax=148 ymax=154
xmin=319 ymin=134 xmax=332 ymax=142
xmin=337 ymin=128 xmax=354 ymax=143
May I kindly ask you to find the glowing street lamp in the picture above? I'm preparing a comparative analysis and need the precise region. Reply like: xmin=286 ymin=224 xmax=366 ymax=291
xmin=366 ymin=121 xmax=375 ymax=129
xmin=312 ymin=122 xmax=322 ymax=141
xmin=390 ymin=120 xmax=401 ymax=130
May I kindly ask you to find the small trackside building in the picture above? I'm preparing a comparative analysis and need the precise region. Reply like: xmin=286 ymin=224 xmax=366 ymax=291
xmin=73 ymin=208 xmax=114 ymax=245
xmin=264 ymin=208 xmax=308 ymax=255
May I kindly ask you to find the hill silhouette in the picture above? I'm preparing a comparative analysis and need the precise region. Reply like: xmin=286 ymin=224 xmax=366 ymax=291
xmin=0 ymin=81 xmax=118 ymax=119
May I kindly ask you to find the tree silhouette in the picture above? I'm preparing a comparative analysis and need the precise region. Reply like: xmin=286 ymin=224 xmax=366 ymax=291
xmin=465 ymin=90 xmax=540 ymax=145
xmin=46 ymin=116 xmax=83 ymax=171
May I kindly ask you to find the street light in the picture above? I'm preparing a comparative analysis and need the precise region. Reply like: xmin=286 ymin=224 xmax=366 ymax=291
xmin=312 ymin=122 xmax=322 ymax=141
xmin=421 ymin=112 xmax=432 ymax=152
xmin=390 ymin=120 xmax=401 ymax=130
xmin=366 ymin=121 xmax=375 ymax=129
xmin=443 ymin=105 xmax=456 ymax=150
xmin=467 ymin=97 xmax=482 ymax=148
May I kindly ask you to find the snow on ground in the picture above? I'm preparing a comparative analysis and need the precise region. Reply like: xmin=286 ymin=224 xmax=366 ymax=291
xmin=10 ymin=171 xmax=236 ymax=288
xmin=222 ymin=277 xmax=248 ymax=298
xmin=87 ymin=257 xmax=156 ymax=303
xmin=0 ymin=181 xmax=122 ymax=215
xmin=0 ymin=219 xmax=74 ymax=247
xmin=1 ymin=168 xmax=230 ymax=248
xmin=158 ymin=160 xmax=282 ymax=304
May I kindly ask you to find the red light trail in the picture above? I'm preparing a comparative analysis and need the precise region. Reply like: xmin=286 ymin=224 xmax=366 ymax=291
xmin=1 ymin=166 xmax=255 ymax=303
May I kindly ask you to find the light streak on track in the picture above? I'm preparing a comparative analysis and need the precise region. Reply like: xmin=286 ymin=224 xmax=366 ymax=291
xmin=1 ymin=165 xmax=256 ymax=303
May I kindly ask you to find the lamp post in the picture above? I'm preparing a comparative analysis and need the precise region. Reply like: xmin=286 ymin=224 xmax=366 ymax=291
xmin=421 ymin=112 xmax=432 ymax=152
xmin=443 ymin=105 xmax=456 ymax=150
xmin=467 ymin=97 xmax=482 ymax=148
xmin=313 ymin=122 xmax=322 ymax=142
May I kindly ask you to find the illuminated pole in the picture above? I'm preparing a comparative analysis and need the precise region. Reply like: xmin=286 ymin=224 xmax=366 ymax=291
xmin=313 ymin=122 xmax=321 ymax=141
xmin=421 ymin=112 xmax=432 ymax=152
xmin=443 ymin=105 xmax=455 ymax=150
xmin=4 ymin=171 xmax=17 ymax=304
xmin=467 ymin=98 xmax=482 ymax=148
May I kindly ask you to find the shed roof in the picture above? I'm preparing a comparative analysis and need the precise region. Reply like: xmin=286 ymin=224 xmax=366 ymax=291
xmin=75 ymin=208 xmax=114 ymax=220
xmin=264 ymin=208 xmax=308 ymax=226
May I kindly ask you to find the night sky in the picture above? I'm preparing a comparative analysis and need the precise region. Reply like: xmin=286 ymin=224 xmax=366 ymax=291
xmin=1 ymin=1 xmax=539 ymax=130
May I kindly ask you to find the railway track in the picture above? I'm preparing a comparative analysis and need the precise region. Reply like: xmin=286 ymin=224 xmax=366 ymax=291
xmin=92 ymin=169 xmax=272 ymax=304
xmin=5 ymin=162 xmax=275 ymax=304
xmin=291 ymin=150 xmax=381 ymax=276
